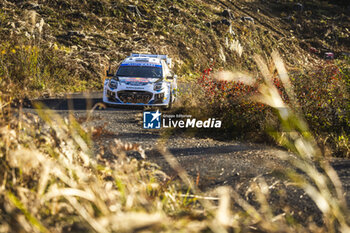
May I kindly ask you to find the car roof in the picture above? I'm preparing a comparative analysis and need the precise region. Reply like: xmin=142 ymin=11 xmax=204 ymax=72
xmin=121 ymin=57 xmax=163 ymax=67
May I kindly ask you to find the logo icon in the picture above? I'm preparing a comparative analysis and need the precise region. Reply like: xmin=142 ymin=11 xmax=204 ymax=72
xmin=143 ymin=110 xmax=161 ymax=129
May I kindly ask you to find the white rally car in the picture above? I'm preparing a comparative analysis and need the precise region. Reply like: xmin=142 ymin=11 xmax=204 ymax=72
xmin=103 ymin=53 xmax=177 ymax=109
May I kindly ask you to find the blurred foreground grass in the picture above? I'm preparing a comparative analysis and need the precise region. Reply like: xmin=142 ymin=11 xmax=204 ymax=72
xmin=0 ymin=52 xmax=349 ymax=232
xmin=174 ymin=55 xmax=349 ymax=157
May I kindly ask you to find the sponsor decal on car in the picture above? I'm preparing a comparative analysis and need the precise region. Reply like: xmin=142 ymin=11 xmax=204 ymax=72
xmin=126 ymin=86 xmax=145 ymax=89
xmin=143 ymin=111 xmax=222 ymax=129
xmin=120 ymin=63 xmax=162 ymax=67
xmin=124 ymin=78 xmax=149 ymax=82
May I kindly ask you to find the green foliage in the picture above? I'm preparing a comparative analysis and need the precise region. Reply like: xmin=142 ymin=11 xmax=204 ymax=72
xmin=0 ymin=52 xmax=350 ymax=232
xmin=7 ymin=191 xmax=49 ymax=233
xmin=293 ymin=61 xmax=350 ymax=156
xmin=176 ymin=59 xmax=349 ymax=156
xmin=0 ymin=38 xmax=98 ymax=98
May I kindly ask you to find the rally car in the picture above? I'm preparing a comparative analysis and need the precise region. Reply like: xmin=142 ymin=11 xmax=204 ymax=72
xmin=103 ymin=53 xmax=177 ymax=109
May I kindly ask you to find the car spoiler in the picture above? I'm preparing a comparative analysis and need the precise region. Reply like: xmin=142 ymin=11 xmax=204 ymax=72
xmin=129 ymin=53 xmax=172 ymax=68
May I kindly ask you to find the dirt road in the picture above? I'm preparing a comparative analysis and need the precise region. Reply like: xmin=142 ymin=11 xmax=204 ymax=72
xmin=27 ymin=92 xmax=350 ymax=225
xmin=29 ymin=92 xmax=287 ymax=186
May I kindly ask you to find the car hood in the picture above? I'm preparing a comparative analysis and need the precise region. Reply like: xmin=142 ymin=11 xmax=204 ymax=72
xmin=118 ymin=77 xmax=160 ymax=86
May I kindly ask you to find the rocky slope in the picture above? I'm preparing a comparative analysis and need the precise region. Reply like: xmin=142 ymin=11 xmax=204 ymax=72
xmin=0 ymin=0 xmax=349 ymax=93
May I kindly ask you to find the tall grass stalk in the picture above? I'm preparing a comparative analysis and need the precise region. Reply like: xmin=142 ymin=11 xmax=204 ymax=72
xmin=0 ymin=53 xmax=349 ymax=232
xmin=252 ymin=51 xmax=349 ymax=232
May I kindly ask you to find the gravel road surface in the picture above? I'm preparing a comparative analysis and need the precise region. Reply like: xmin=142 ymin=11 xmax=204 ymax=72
xmin=27 ymin=92 xmax=350 ymax=226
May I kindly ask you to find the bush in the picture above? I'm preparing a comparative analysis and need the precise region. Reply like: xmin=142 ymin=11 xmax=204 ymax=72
xmin=0 ymin=51 xmax=349 ymax=232
xmin=0 ymin=37 xmax=98 ymax=98
xmin=176 ymin=58 xmax=349 ymax=156
xmin=293 ymin=61 xmax=349 ymax=156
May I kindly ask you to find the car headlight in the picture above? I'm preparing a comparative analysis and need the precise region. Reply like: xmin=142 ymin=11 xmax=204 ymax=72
xmin=154 ymin=82 xmax=165 ymax=91
xmin=108 ymin=78 xmax=118 ymax=89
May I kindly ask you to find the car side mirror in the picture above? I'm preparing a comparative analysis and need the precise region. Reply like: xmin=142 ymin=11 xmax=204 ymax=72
xmin=166 ymin=75 xmax=173 ymax=80
xmin=106 ymin=70 xmax=114 ymax=77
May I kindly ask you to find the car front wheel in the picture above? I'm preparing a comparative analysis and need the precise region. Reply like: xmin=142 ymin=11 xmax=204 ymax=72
xmin=163 ymin=92 xmax=173 ymax=110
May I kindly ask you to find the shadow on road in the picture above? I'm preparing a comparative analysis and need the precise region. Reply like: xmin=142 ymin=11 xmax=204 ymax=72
xmin=32 ymin=97 xmax=101 ymax=110
xmin=28 ymin=92 xmax=144 ymax=111
xmin=103 ymin=132 xmax=159 ymax=140
xmin=146 ymin=144 xmax=263 ymax=158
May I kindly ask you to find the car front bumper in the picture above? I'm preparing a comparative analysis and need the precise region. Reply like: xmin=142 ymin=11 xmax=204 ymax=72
xmin=102 ymin=86 xmax=171 ymax=107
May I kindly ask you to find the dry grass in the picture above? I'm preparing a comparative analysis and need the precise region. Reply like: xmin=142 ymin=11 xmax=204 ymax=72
xmin=0 ymin=52 xmax=349 ymax=232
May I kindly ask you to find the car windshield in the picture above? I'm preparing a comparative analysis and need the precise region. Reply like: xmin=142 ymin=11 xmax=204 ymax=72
xmin=116 ymin=65 xmax=163 ymax=78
